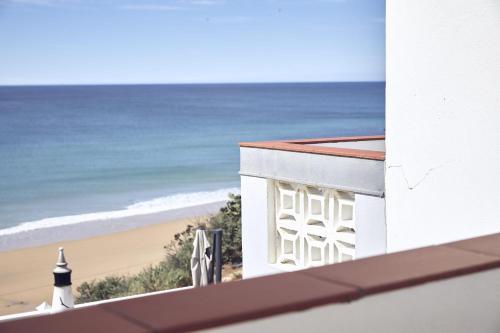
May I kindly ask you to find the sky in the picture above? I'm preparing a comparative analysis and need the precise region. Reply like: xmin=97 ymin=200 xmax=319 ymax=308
xmin=0 ymin=0 xmax=385 ymax=85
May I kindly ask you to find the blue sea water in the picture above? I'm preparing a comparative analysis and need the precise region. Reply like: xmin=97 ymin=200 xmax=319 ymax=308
xmin=0 ymin=82 xmax=384 ymax=234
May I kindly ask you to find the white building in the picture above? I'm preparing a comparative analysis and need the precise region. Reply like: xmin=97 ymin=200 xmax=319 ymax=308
xmin=385 ymin=0 xmax=500 ymax=251
xmin=240 ymin=136 xmax=387 ymax=277
xmin=241 ymin=0 xmax=500 ymax=278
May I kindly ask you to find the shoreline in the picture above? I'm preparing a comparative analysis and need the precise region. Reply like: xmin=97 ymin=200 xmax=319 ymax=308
xmin=0 ymin=214 xmax=210 ymax=316
xmin=0 ymin=201 xmax=224 ymax=252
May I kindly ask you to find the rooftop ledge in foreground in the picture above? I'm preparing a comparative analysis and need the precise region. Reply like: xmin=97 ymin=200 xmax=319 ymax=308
xmin=1 ymin=232 xmax=500 ymax=332
xmin=239 ymin=135 xmax=386 ymax=196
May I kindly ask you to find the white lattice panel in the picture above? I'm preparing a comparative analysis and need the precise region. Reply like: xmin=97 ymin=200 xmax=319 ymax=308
xmin=274 ymin=181 xmax=355 ymax=269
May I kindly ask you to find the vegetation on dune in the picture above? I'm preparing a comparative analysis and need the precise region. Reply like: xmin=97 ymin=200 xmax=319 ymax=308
xmin=76 ymin=194 xmax=242 ymax=304
xmin=207 ymin=193 xmax=242 ymax=265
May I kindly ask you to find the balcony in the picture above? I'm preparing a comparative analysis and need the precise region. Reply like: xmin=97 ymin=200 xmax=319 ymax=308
xmin=1 ymin=233 xmax=500 ymax=332
xmin=239 ymin=135 xmax=386 ymax=277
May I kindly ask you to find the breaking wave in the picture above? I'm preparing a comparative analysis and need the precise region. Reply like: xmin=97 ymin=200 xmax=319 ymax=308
xmin=0 ymin=187 xmax=240 ymax=236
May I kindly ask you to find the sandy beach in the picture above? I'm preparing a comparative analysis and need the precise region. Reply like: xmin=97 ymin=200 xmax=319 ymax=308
xmin=0 ymin=217 xmax=198 ymax=316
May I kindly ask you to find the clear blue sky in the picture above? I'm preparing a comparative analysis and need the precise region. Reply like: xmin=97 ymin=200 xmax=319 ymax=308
xmin=0 ymin=0 xmax=385 ymax=85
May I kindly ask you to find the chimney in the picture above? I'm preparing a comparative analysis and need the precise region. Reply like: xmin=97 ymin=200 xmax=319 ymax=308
xmin=51 ymin=247 xmax=74 ymax=313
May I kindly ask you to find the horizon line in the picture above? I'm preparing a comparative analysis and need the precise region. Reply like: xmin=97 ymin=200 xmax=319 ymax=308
xmin=0 ymin=80 xmax=386 ymax=88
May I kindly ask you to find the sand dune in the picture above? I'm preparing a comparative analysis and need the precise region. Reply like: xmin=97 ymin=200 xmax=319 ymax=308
xmin=0 ymin=217 xmax=196 ymax=316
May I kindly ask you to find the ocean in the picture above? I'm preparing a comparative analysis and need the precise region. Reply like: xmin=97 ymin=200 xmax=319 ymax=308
xmin=0 ymin=82 xmax=384 ymax=242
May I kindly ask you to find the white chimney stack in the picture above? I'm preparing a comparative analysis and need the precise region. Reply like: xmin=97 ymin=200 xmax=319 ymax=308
xmin=51 ymin=247 xmax=74 ymax=313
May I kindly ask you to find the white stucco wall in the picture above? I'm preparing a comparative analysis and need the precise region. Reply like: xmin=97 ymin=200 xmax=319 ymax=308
xmin=354 ymin=194 xmax=386 ymax=258
xmin=385 ymin=0 xmax=500 ymax=251
xmin=241 ymin=176 xmax=281 ymax=278
xmin=241 ymin=175 xmax=386 ymax=277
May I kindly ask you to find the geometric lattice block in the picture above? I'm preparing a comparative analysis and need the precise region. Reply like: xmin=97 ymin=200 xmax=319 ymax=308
xmin=274 ymin=181 xmax=355 ymax=269
xmin=333 ymin=195 xmax=356 ymax=263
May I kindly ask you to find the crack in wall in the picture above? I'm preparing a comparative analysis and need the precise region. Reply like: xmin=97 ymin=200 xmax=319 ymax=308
xmin=387 ymin=162 xmax=448 ymax=190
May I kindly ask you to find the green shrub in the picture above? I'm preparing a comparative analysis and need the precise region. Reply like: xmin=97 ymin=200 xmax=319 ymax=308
xmin=76 ymin=276 xmax=130 ymax=303
xmin=208 ymin=194 xmax=242 ymax=264
xmin=75 ymin=194 xmax=241 ymax=304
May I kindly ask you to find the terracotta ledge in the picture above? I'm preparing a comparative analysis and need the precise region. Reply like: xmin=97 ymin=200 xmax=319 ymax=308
xmin=240 ymin=135 xmax=385 ymax=161
xmin=2 ymin=233 xmax=500 ymax=333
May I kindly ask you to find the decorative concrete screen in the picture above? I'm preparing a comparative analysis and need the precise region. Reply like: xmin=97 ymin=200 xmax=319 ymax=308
xmin=240 ymin=136 xmax=385 ymax=277
xmin=273 ymin=181 xmax=355 ymax=269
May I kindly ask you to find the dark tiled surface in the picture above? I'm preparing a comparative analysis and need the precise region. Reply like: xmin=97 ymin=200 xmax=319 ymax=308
xmin=446 ymin=233 xmax=500 ymax=257
xmin=2 ymin=233 xmax=500 ymax=333
xmin=101 ymin=271 xmax=359 ymax=333
xmin=0 ymin=306 xmax=149 ymax=333
xmin=301 ymin=245 xmax=500 ymax=294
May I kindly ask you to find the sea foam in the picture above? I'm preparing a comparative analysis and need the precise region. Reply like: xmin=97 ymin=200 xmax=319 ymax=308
xmin=0 ymin=187 xmax=240 ymax=236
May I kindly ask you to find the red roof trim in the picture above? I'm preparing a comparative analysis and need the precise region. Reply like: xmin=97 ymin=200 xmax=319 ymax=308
xmin=240 ymin=135 xmax=385 ymax=161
